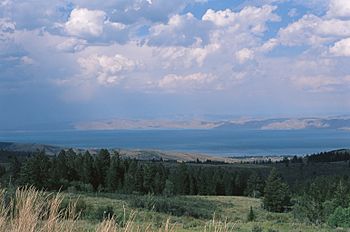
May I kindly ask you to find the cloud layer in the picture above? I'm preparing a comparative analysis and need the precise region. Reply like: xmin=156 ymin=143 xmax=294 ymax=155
xmin=1 ymin=0 xmax=350 ymax=127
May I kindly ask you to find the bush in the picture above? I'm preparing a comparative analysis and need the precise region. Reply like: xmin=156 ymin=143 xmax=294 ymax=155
xmin=127 ymin=195 xmax=217 ymax=219
xmin=328 ymin=207 xmax=350 ymax=228
xmin=251 ymin=225 xmax=263 ymax=232
xmin=94 ymin=205 xmax=115 ymax=221
xmin=60 ymin=198 xmax=88 ymax=218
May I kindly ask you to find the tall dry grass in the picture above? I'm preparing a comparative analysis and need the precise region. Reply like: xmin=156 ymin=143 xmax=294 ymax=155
xmin=0 ymin=186 xmax=233 ymax=232
xmin=0 ymin=186 xmax=178 ymax=232
xmin=0 ymin=186 xmax=77 ymax=232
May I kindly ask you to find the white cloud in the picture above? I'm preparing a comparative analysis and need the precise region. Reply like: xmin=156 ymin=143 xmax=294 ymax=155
xmin=148 ymin=13 xmax=210 ymax=46
xmin=20 ymin=56 xmax=35 ymax=65
xmin=235 ymin=48 xmax=254 ymax=63
xmin=329 ymin=38 xmax=350 ymax=56
xmin=290 ymin=75 xmax=350 ymax=92
xmin=78 ymin=54 xmax=137 ymax=85
xmin=64 ymin=8 xmax=127 ymax=42
xmin=157 ymin=43 xmax=220 ymax=68
xmin=65 ymin=8 xmax=106 ymax=37
xmin=157 ymin=72 xmax=218 ymax=91
xmin=328 ymin=0 xmax=350 ymax=18
xmin=278 ymin=15 xmax=350 ymax=46
xmin=202 ymin=5 xmax=280 ymax=33
xmin=57 ymin=37 xmax=87 ymax=53
xmin=0 ymin=18 xmax=15 ymax=41
xmin=259 ymin=38 xmax=279 ymax=52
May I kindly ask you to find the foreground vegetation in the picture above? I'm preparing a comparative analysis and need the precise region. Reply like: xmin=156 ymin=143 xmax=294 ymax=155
xmin=0 ymin=186 xmax=336 ymax=232
xmin=0 ymin=148 xmax=350 ymax=231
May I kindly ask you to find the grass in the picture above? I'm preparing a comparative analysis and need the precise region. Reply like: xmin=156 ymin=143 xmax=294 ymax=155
xmin=0 ymin=186 xmax=337 ymax=232
xmin=62 ymin=191 xmax=334 ymax=232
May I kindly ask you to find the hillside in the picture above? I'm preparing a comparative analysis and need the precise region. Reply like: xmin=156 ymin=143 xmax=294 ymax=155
xmin=0 ymin=142 xmax=234 ymax=163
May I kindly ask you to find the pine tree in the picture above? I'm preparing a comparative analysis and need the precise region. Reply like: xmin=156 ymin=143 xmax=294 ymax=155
xmin=94 ymin=149 xmax=111 ymax=188
xmin=163 ymin=180 xmax=175 ymax=197
xmin=247 ymin=206 xmax=255 ymax=222
xmin=56 ymin=150 xmax=69 ymax=180
xmin=245 ymin=172 xmax=264 ymax=198
xmin=143 ymin=164 xmax=155 ymax=193
xmin=20 ymin=150 xmax=51 ymax=189
xmin=334 ymin=180 xmax=349 ymax=207
xmin=8 ymin=156 xmax=21 ymax=182
xmin=123 ymin=159 xmax=138 ymax=193
xmin=263 ymin=168 xmax=291 ymax=212
xmin=175 ymin=163 xmax=190 ymax=195
xmin=81 ymin=151 xmax=94 ymax=184
xmin=134 ymin=165 xmax=144 ymax=193
xmin=106 ymin=155 xmax=119 ymax=192
xmin=66 ymin=149 xmax=79 ymax=181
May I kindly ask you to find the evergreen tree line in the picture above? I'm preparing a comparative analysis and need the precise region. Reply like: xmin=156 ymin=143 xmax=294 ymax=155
xmin=5 ymin=149 xmax=266 ymax=197
xmin=292 ymin=175 xmax=350 ymax=225
xmin=307 ymin=149 xmax=350 ymax=163
xmin=3 ymin=148 xmax=350 ymax=219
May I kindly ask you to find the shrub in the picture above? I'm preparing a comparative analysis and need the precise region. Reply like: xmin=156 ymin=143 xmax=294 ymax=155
xmin=328 ymin=207 xmax=350 ymax=228
xmin=95 ymin=205 xmax=115 ymax=221
xmin=251 ymin=225 xmax=263 ymax=232
xmin=127 ymin=195 xmax=217 ymax=219
xmin=60 ymin=197 xmax=88 ymax=218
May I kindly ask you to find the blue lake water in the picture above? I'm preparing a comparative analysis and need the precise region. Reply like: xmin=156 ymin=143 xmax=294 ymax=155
xmin=0 ymin=129 xmax=349 ymax=156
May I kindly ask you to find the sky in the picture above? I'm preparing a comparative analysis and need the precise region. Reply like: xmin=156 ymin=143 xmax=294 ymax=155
xmin=1 ymin=0 xmax=350 ymax=130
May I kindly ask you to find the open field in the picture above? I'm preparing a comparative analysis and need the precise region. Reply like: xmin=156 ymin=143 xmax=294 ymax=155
xmin=62 ymin=192 xmax=334 ymax=232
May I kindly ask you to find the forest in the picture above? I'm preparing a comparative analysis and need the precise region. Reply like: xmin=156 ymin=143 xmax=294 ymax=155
xmin=0 ymin=148 xmax=350 ymax=231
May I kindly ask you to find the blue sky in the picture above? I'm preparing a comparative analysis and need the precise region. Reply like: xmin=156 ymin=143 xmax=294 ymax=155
xmin=1 ymin=0 xmax=350 ymax=130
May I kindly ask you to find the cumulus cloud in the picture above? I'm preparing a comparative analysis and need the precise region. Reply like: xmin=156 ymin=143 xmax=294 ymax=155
xmin=148 ymin=13 xmax=210 ymax=46
xmin=202 ymin=5 xmax=280 ymax=33
xmin=2 ymin=0 xmax=350 ymax=111
xmin=327 ymin=0 xmax=350 ymax=18
xmin=329 ymin=38 xmax=350 ymax=56
xmin=157 ymin=43 xmax=220 ymax=68
xmin=63 ymin=8 xmax=127 ymax=43
xmin=278 ymin=15 xmax=350 ymax=46
xmin=157 ymin=72 xmax=218 ymax=91
xmin=235 ymin=48 xmax=254 ymax=63
xmin=57 ymin=37 xmax=87 ymax=53
xmin=65 ymin=8 xmax=106 ymax=37
xmin=78 ymin=54 xmax=137 ymax=85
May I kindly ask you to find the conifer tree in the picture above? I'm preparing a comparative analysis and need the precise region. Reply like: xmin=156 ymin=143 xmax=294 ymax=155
xmin=81 ymin=151 xmax=94 ymax=184
xmin=246 ymin=172 xmax=264 ymax=198
xmin=20 ymin=150 xmax=51 ymax=189
xmin=247 ymin=206 xmax=255 ymax=222
xmin=94 ymin=149 xmax=111 ymax=188
xmin=106 ymin=155 xmax=120 ymax=192
xmin=263 ymin=168 xmax=291 ymax=212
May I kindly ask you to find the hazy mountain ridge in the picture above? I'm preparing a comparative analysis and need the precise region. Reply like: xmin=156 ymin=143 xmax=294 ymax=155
xmin=74 ymin=119 xmax=223 ymax=130
xmin=74 ymin=117 xmax=350 ymax=131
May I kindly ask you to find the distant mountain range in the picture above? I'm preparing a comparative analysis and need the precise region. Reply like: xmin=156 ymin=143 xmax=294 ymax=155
xmin=74 ymin=117 xmax=350 ymax=131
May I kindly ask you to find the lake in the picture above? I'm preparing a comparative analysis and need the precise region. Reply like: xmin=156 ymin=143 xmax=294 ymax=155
xmin=0 ymin=129 xmax=349 ymax=156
